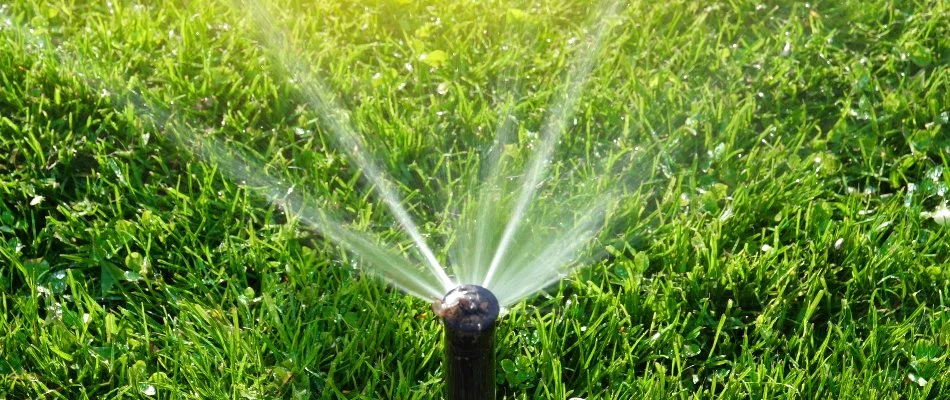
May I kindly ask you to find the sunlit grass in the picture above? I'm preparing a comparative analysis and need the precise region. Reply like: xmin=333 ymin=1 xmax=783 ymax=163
xmin=1 ymin=0 xmax=949 ymax=398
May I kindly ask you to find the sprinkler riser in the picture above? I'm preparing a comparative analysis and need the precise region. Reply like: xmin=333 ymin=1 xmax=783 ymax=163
xmin=445 ymin=324 xmax=495 ymax=400
xmin=437 ymin=285 xmax=500 ymax=400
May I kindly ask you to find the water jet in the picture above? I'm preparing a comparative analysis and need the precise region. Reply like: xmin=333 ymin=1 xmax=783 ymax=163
xmin=6 ymin=1 xmax=628 ymax=396
xmin=434 ymin=285 xmax=500 ymax=400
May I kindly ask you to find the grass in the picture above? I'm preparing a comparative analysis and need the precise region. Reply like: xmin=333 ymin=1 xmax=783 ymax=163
xmin=1 ymin=0 xmax=949 ymax=398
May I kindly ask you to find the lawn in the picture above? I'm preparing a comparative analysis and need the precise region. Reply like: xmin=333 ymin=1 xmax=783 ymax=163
xmin=1 ymin=0 xmax=949 ymax=398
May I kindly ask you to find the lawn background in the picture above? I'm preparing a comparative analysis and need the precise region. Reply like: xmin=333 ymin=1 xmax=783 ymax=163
xmin=1 ymin=0 xmax=949 ymax=398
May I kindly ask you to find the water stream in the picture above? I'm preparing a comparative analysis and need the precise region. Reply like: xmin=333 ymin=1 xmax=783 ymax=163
xmin=9 ymin=0 xmax=630 ymax=308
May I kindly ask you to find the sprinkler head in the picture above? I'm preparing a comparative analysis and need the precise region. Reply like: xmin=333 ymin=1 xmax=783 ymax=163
xmin=435 ymin=285 xmax=499 ymax=400
xmin=435 ymin=285 xmax=500 ymax=334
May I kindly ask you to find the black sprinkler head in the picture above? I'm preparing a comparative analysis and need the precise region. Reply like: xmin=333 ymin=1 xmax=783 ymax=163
xmin=434 ymin=285 xmax=500 ymax=400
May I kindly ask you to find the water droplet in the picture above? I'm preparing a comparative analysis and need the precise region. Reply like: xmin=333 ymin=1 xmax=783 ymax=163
xmin=718 ymin=204 xmax=734 ymax=222
xmin=926 ymin=166 xmax=943 ymax=182
xmin=925 ymin=206 xmax=950 ymax=226
xmin=908 ymin=372 xmax=927 ymax=387
xmin=140 ymin=383 xmax=156 ymax=396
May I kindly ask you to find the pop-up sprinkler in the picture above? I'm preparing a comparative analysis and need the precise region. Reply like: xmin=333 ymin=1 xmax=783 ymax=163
xmin=433 ymin=285 xmax=500 ymax=400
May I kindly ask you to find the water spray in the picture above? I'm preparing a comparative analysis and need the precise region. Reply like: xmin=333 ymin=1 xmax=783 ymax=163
xmin=434 ymin=285 xmax=500 ymax=400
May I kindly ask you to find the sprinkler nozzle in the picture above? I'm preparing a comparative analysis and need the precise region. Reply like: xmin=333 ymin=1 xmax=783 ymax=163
xmin=435 ymin=285 xmax=499 ymax=400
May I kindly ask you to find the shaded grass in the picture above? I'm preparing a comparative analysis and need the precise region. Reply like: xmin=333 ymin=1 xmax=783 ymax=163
xmin=1 ymin=0 xmax=949 ymax=398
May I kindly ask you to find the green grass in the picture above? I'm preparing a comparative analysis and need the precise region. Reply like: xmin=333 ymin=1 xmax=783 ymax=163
xmin=1 ymin=0 xmax=949 ymax=398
